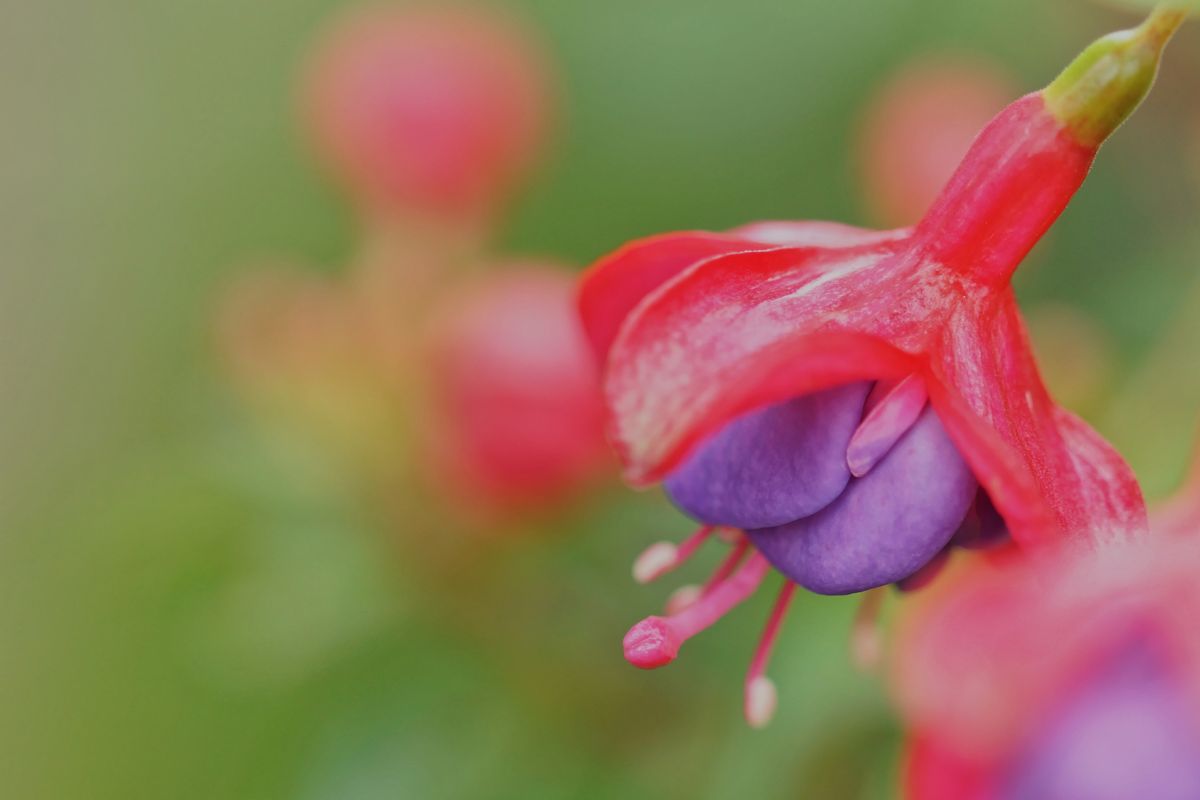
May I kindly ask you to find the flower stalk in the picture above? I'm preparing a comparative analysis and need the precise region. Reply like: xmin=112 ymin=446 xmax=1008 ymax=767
xmin=1044 ymin=4 xmax=1189 ymax=147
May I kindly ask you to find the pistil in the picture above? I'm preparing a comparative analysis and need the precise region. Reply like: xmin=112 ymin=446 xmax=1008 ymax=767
xmin=703 ymin=536 xmax=750 ymax=594
xmin=623 ymin=553 xmax=771 ymax=668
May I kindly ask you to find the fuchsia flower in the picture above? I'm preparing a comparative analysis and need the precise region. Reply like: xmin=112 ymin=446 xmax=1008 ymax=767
xmin=577 ymin=8 xmax=1190 ymax=725
xmin=302 ymin=2 xmax=550 ymax=223
xmin=895 ymin=533 xmax=1200 ymax=799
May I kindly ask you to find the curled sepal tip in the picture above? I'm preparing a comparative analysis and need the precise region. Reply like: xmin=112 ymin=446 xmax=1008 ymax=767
xmin=1043 ymin=4 xmax=1189 ymax=147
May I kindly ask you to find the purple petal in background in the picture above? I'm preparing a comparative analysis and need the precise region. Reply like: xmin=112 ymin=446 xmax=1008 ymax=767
xmin=1000 ymin=644 xmax=1200 ymax=800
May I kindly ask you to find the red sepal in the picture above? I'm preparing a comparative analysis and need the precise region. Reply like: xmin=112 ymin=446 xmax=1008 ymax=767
xmin=576 ymin=222 xmax=910 ymax=363
xmin=577 ymin=232 xmax=763 ymax=363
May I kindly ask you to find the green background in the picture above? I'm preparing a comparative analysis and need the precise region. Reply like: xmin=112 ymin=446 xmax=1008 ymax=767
xmin=3 ymin=1 xmax=1199 ymax=797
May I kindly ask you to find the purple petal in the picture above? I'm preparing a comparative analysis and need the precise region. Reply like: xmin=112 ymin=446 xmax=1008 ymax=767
xmin=1000 ymin=645 xmax=1200 ymax=800
xmin=663 ymin=382 xmax=871 ymax=529
xmin=746 ymin=406 xmax=976 ymax=595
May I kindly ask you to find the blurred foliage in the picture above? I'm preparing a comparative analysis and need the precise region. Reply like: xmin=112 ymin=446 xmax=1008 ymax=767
xmin=2 ymin=1 xmax=1199 ymax=798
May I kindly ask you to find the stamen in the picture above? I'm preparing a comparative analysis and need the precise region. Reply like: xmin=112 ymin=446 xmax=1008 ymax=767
xmin=850 ymin=587 xmax=888 ymax=672
xmin=703 ymin=535 xmax=749 ymax=594
xmin=623 ymin=553 xmax=771 ymax=669
xmin=714 ymin=526 xmax=741 ymax=544
xmin=744 ymin=581 xmax=798 ymax=728
xmin=846 ymin=374 xmax=928 ymax=477
xmin=745 ymin=677 xmax=777 ymax=730
xmin=663 ymin=533 xmax=748 ymax=615
xmin=632 ymin=525 xmax=714 ymax=584
xmin=665 ymin=584 xmax=702 ymax=615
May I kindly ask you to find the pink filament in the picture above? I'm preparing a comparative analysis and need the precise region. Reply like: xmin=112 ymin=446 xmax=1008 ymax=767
xmin=661 ymin=534 xmax=749 ymax=615
xmin=744 ymin=581 xmax=798 ymax=727
xmin=623 ymin=553 xmax=771 ymax=669
xmin=703 ymin=536 xmax=750 ymax=595
xmin=847 ymin=374 xmax=928 ymax=477
xmin=632 ymin=525 xmax=714 ymax=583
xmin=676 ymin=525 xmax=715 ymax=562
xmin=665 ymin=584 xmax=702 ymax=615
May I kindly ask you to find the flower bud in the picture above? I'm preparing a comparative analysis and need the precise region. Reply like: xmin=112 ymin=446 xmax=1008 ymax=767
xmin=302 ymin=3 xmax=552 ymax=221
xmin=426 ymin=267 xmax=609 ymax=511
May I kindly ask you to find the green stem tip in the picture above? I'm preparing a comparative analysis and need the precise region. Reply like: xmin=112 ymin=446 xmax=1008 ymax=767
xmin=1043 ymin=3 xmax=1190 ymax=147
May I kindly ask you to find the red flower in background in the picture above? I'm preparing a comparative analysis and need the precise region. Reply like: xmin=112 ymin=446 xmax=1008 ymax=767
xmin=578 ymin=9 xmax=1188 ymax=724
xmin=895 ymin=533 xmax=1200 ymax=800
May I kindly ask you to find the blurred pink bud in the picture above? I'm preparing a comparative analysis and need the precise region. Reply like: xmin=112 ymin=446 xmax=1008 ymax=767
xmin=857 ymin=56 xmax=1016 ymax=227
xmin=302 ymin=2 xmax=552 ymax=220
xmin=426 ymin=266 xmax=610 ymax=511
